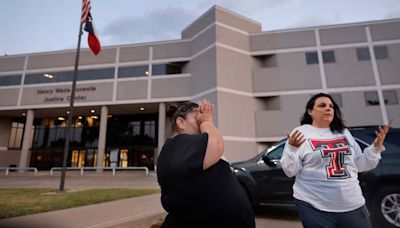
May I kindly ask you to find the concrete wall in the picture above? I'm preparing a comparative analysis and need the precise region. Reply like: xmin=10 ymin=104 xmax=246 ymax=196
xmin=27 ymin=48 xmax=116 ymax=69
xmin=152 ymin=77 xmax=191 ymax=98
xmin=189 ymin=25 xmax=216 ymax=55
xmin=250 ymin=30 xmax=316 ymax=51
xmin=187 ymin=48 xmax=217 ymax=95
xmin=385 ymin=89 xmax=400 ymax=127
xmin=117 ymin=80 xmax=148 ymax=100
xmin=370 ymin=21 xmax=400 ymax=41
xmin=152 ymin=41 xmax=191 ymax=60
xmin=0 ymin=118 xmax=19 ymax=167
xmin=341 ymin=91 xmax=383 ymax=126
xmin=0 ymin=56 xmax=25 ymax=72
xmin=182 ymin=7 xmax=216 ymax=39
xmin=255 ymin=94 xmax=311 ymax=137
xmin=217 ymin=91 xmax=257 ymax=138
xmin=20 ymin=82 xmax=114 ymax=105
xmin=0 ymin=150 xmax=21 ymax=167
xmin=214 ymin=6 xmax=261 ymax=33
xmin=325 ymin=47 xmax=375 ymax=87
xmin=182 ymin=6 xmax=260 ymax=39
xmin=216 ymin=25 xmax=250 ymax=51
xmin=224 ymin=140 xmax=258 ymax=162
xmin=377 ymin=44 xmax=400 ymax=85
xmin=319 ymin=25 xmax=367 ymax=45
xmin=120 ymin=45 xmax=150 ymax=62
xmin=253 ymin=52 xmax=321 ymax=92
xmin=0 ymin=88 xmax=19 ymax=106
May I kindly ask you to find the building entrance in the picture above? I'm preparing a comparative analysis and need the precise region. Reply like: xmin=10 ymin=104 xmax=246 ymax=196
xmin=29 ymin=113 xmax=158 ymax=170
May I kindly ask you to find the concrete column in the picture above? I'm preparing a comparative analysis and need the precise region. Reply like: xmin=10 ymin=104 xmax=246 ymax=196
xmin=156 ymin=102 xmax=166 ymax=169
xmin=18 ymin=109 xmax=34 ymax=170
xmin=97 ymin=106 xmax=108 ymax=172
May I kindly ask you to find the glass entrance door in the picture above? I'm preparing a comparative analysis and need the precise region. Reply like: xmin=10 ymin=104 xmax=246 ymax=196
xmin=71 ymin=149 xmax=86 ymax=167
xmin=119 ymin=149 xmax=129 ymax=167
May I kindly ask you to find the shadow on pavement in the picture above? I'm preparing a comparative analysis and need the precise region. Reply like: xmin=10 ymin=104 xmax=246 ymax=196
xmin=254 ymin=205 xmax=300 ymax=221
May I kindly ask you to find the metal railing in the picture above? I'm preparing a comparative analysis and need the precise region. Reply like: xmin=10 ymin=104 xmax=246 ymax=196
xmin=49 ymin=166 xmax=149 ymax=176
xmin=0 ymin=167 xmax=38 ymax=176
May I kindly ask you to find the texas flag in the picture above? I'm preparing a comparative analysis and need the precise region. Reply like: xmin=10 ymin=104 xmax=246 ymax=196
xmin=84 ymin=13 xmax=101 ymax=55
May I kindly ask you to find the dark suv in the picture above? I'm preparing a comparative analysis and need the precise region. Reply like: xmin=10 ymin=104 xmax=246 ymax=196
xmin=231 ymin=126 xmax=400 ymax=228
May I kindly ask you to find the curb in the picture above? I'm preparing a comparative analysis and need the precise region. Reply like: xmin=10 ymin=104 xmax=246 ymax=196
xmin=86 ymin=211 xmax=166 ymax=228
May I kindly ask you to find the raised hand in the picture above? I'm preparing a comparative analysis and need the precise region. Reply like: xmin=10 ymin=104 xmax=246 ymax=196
xmin=374 ymin=124 xmax=389 ymax=148
xmin=287 ymin=130 xmax=306 ymax=148
xmin=197 ymin=99 xmax=214 ymax=125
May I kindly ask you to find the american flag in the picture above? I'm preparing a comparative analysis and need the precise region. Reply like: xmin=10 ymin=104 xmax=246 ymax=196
xmin=81 ymin=0 xmax=91 ymax=23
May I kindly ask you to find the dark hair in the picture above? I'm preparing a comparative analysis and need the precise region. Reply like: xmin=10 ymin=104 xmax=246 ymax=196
xmin=171 ymin=102 xmax=199 ymax=131
xmin=300 ymin=93 xmax=346 ymax=133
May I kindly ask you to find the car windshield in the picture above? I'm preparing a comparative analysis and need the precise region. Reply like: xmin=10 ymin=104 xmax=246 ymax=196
xmin=264 ymin=140 xmax=286 ymax=161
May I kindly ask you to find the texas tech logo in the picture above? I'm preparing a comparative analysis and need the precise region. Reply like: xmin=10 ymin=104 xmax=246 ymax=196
xmin=309 ymin=137 xmax=352 ymax=179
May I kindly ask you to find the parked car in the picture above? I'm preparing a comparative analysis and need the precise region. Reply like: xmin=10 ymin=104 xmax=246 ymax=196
xmin=231 ymin=126 xmax=400 ymax=228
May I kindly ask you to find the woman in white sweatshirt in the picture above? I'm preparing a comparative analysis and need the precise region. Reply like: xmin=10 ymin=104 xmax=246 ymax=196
xmin=280 ymin=93 xmax=389 ymax=228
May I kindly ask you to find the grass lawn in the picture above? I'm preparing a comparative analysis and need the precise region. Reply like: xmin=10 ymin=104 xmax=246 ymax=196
xmin=0 ymin=188 xmax=160 ymax=219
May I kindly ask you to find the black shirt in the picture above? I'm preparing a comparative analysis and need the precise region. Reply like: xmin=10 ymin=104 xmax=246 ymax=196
xmin=157 ymin=133 xmax=255 ymax=228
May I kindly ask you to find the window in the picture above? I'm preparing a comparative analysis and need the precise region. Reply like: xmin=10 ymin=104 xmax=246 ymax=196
xmin=364 ymin=90 xmax=398 ymax=106
xmin=0 ymin=75 xmax=22 ymax=86
xmin=356 ymin=47 xmax=370 ymax=61
xmin=24 ymin=68 xmax=114 ymax=84
xmin=383 ymin=90 xmax=398 ymax=105
xmin=365 ymin=91 xmax=380 ymax=106
xmin=8 ymin=122 xmax=24 ymax=149
xmin=257 ymin=96 xmax=281 ymax=110
xmin=144 ymin=120 xmax=156 ymax=144
xmin=305 ymin=52 xmax=318 ymax=64
xmin=152 ymin=62 xmax=188 ymax=75
xmin=78 ymin=68 xmax=114 ymax=81
xmin=118 ymin=65 xmax=148 ymax=78
xmin=254 ymin=54 xmax=277 ymax=68
xmin=322 ymin=50 xmax=335 ymax=63
xmin=374 ymin=46 xmax=388 ymax=60
xmin=265 ymin=143 xmax=285 ymax=160
xmin=25 ymin=71 xmax=72 ymax=84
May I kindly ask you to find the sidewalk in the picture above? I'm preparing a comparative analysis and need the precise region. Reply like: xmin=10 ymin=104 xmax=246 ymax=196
xmin=0 ymin=171 xmax=165 ymax=228
xmin=0 ymin=171 xmax=301 ymax=228
xmin=0 ymin=194 xmax=165 ymax=228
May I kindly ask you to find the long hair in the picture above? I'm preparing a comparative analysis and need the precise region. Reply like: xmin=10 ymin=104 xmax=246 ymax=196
xmin=300 ymin=93 xmax=346 ymax=133
xmin=170 ymin=102 xmax=199 ymax=132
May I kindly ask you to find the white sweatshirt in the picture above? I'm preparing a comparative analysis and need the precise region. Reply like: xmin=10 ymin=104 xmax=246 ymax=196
xmin=280 ymin=124 xmax=383 ymax=212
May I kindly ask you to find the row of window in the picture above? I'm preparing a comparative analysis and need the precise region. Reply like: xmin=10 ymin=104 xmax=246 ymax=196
xmin=331 ymin=90 xmax=398 ymax=107
xmin=8 ymin=115 xmax=158 ymax=149
xmin=305 ymin=46 xmax=389 ymax=65
xmin=0 ymin=62 xmax=188 ymax=86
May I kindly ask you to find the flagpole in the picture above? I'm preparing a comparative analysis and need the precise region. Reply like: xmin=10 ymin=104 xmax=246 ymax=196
xmin=59 ymin=21 xmax=84 ymax=192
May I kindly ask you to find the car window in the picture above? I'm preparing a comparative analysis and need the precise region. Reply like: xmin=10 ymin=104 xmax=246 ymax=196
xmin=265 ymin=143 xmax=285 ymax=160
xmin=355 ymin=138 xmax=368 ymax=151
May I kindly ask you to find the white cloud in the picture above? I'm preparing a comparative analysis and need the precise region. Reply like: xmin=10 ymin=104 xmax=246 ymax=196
xmin=286 ymin=15 xmax=340 ymax=30
xmin=198 ymin=0 xmax=297 ymax=14
xmin=385 ymin=8 xmax=400 ymax=19
xmin=102 ymin=6 xmax=197 ymax=45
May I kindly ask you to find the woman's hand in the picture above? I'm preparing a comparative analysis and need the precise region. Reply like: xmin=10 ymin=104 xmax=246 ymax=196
xmin=287 ymin=130 xmax=306 ymax=148
xmin=374 ymin=124 xmax=389 ymax=148
xmin=196 ymin=99 xmax=214 ymax=125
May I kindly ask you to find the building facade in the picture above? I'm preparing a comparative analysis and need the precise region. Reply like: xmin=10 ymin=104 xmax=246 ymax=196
xmin=1 ymin=6 xmax=399 ymax=170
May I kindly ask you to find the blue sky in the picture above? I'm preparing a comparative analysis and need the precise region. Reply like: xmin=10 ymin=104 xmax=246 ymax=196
xmin=1 ymin=0 xmax=399 ymax=56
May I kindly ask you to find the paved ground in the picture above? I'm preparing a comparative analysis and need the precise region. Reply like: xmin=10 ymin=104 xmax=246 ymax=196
xmin=0 ymin=171 xmax=301 ymax=227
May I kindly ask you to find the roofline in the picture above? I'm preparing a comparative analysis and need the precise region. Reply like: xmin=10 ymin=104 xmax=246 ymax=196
xmin=182 ymin=5 xmax=261 ymax=34
xmin=251 ymin=17 xmax=400 ymax=36
xmin=0 ymin=38 xmax=191 ymax=58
